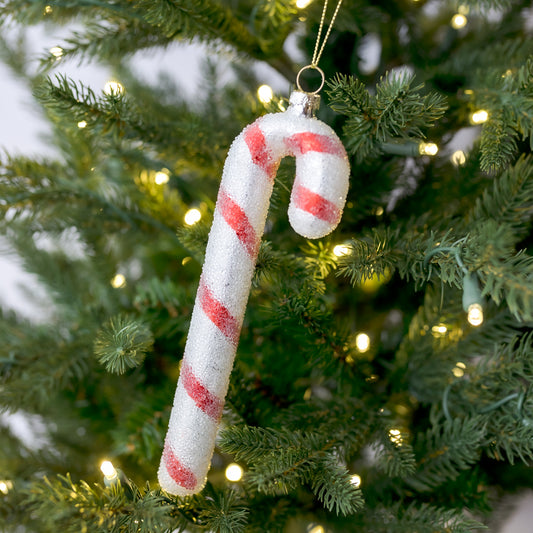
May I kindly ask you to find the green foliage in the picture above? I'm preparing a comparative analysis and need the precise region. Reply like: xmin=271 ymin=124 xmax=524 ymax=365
xmin=326 ymin=72 xmax=447 ymax=161
xmin=219 ymin=426 xmax=363 ymax=516
xmin=26 ymin=474 xmax=175 ymax=533
xmin=407 ymin=415 xmax=487 ymax=491
xmin=475 ymin=59 xmax=533 ymax=172
xmin=94 ymin=315 xmax=154 ymax=375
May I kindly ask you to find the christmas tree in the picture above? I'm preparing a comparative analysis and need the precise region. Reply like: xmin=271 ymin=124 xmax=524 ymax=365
xmin=1 ymin=0 xmax=533 ymax=531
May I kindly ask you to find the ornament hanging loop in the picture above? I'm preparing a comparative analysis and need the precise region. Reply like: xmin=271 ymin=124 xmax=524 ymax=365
xmin=296 ymin=64 xmax=325 ymax=96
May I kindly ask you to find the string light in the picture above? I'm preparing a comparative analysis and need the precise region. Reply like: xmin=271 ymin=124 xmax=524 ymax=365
xmin=425 ymin=247 xmax=484 ymax=327
xmin=155 ymin=170 xmax=170 ymax=185
xmin=49 ymin=46 xmax=63 ymax=58
xmin=355 ymin=333 xmax=370 ymax=353
xmin=100 ymin=460 xmax=119 ymax=486
xmin=44 ymin=5 xmax=53 ymax=14
xmin=77 ymin=120 xmax=87 ymax=129
xmin=296 ymin=0 xmax=314 ymax=8
xmin=452 ymin=361 xmax=466 ymax=377
xmin=451 ymin=14 xmax=468 ymax=29
xmin=350 ymin=474 xmax=362 ymax=488
xmin=111 ymin=273 xmax=126 ymax=288
xmin=333 ymin=243 xmax=350 ymax=257
xmin=418 ymin=142 xmax=439 ymax=156
xmin=225 ymin=463 xmax=243 ymax=482
xmin=463 ymin=273 xmax=484 ymax=326
xmin=451 ymin=150 xmax=466 ymax=166
xmin=307 ymin=525 xmax=325 ymax=533
xmin=470 ymin=110 xmax=489 ymax=124
xmin=184 ymin=208 xmax=202 ymax=226
xmin=0 ymin=481 xmax=13 ymax=494
xmin=389 ymin=428 xmax=403 ymax=446
xmin=104 ymin=80 xmax=124 ymax=95
xmin=431 ymin=323 xmax=448 ymax=337
xmin=257 ymin=84 xmax=274 ymax=104
xmin=467 ymin=303 xmax=483 ymax=326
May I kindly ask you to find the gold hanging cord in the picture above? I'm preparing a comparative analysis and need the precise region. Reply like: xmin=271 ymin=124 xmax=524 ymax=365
xmin=296 ymin=0 xmax=345 ymax=94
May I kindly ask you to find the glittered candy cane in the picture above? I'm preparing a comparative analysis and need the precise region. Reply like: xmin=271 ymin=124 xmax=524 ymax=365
xmin=158 ymin=90 xmax=350 ymax=495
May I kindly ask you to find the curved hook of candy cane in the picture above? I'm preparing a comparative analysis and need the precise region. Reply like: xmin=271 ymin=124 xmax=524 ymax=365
xmin=158 ymin=92 xmax=350 ymax=496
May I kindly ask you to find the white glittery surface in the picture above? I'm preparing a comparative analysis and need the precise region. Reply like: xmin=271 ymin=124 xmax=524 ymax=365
xmin=159 ymin=98 xmax=350 ymax=495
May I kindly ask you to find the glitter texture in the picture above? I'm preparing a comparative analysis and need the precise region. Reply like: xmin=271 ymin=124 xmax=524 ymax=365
xmin=158 ymin=92 xmax=350 ymax=495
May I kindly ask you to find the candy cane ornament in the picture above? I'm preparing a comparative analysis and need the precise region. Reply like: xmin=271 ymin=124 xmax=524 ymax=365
xmin=158 ymin=91 xmax=350 ymax=495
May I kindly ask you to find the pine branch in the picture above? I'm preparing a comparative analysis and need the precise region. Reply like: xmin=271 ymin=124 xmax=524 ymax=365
xmin=467 ymin=155 xmax=533 ymax=240
xmin=407 ymin=415 xmax=486 ymax=491
xmin=326 ymin=72 xmax=447 ymax=161
xmin=26 ymin=474 xmax=176 ymax=533
xmin=219 ymin=425 xmax=363 ymax=515
xmin=94 ymin=315 xmax=153 ymax=375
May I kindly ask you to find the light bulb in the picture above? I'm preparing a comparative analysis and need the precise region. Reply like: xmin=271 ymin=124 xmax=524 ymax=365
xmin=307 ymin=526 xmax=325 ymax=533
xmin=333 ymin=243 xmax=350 ymax=257
xmin=350 ymin=474 xmax=362 ymax=488
xmin=355 ymin=333 xmax=370 ymax=353
xmin=49 ymin=46 xmax=63 ymax=58
xmin=77 ymin=120 xmax=87 ymax=129
xmin=431 ymin=323 xmax=447 ymax=335
xmin=111 ymin=273 xmax=126 ymax=288
xmin=184 ymin=208 xmax=202 ymax=226
xmin=257 ymin=84 xmax=274 ymax=104
xmin=155 ymin=170 xmax=170 ymax=185
xmin=104 ymin=80 xmax=124 ymax=95
xmin=470 ymin=110 xmax=489 ymax=124
xmin=0 ymin=481 xmax=12 ymax=494
xmin=419 ymin=142 xmax=439 ymax=156
xmin=296 ymin=0 xmax=313 ymax=8
xmin=451 ymin=14 xmax=467 ymax=29
xmin=389 ymin=428 xmax=403 ymax=446
xmin=225 ymin=463 xmax=243 ymax=482
xmin=44 ymin=5 xmax=53 ymax=14
xmin=451 ymin=150 xmax=466 ymax=166
xmin=467 ymin=303 xmax=483 ymax=326
xmin=100 ymin=460 xmax=117 ymax=479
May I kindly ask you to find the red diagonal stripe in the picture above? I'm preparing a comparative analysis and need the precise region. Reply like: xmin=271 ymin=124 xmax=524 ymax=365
xmin=244 ymin=123 xmax=277 ymax=178
xmin=199 ymin=277 xmax=240 ymax=346
xmin=218 ymin=188 xmax=259 ymax=258
xmin=292 ymin=183 xmax=340 ymax=224
xmin=163 ymin=441 xmax=197 ymax=490
xmin=181 ymin=361 xmax=224 ymax=421
xmin=285 ymin=132 xmax=345 ymax=156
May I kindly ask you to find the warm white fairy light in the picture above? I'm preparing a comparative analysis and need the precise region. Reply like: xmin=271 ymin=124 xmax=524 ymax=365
xmin=155 ymin=170 xmax=170 ymax=185
xmin=307 ymin=525 xmax=325 ymax=533
xmin=296 ymin=0 xmax=313 ymax=8
xmin=49 ymin=46 xmax=63 ymax=58
xmin=100 ymin=460 xmax=118 ymax=481
xmin=451 ymin=150 xmax=466 ymax=166
xmin=184 ymin=208 xmax=202 ymax=226
xmin=467 ymin=303 xmax=484 ymax=326
xmin=333 ymin=243 xmax=350 ymax=257
xmin=355 ymin=333 xmax=371 ymax=353
xmin=389 ymin=428 xmax=403 ymax=446
xmin=111 ymin=273 xmax=126 ymax=288
xmin=225 ymin=463 xmax=243 ymax=482
xmin=419 ymin=142 xmax=439 ymax=156
xmin=431 ymin=323 xmax=447 ymax=335
xmin=471 ymin=110 xmax=489 ymax=124
xmin=257 ymin=84 xmax=274 ymax=104
xmin=350 ymin=474 xmax=362 ymax=488
xmin=44 ymin=5 xmax=53 ymax=14
xmin=77 ymin=120 xmax=87 ymax=129
xmin=0 ymin=481 xmax=12 ymax=494
xmin=104 ymin=80 xmax=124 ymax=95
xmin=451 ymin=14 xmax=467 ymax=29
